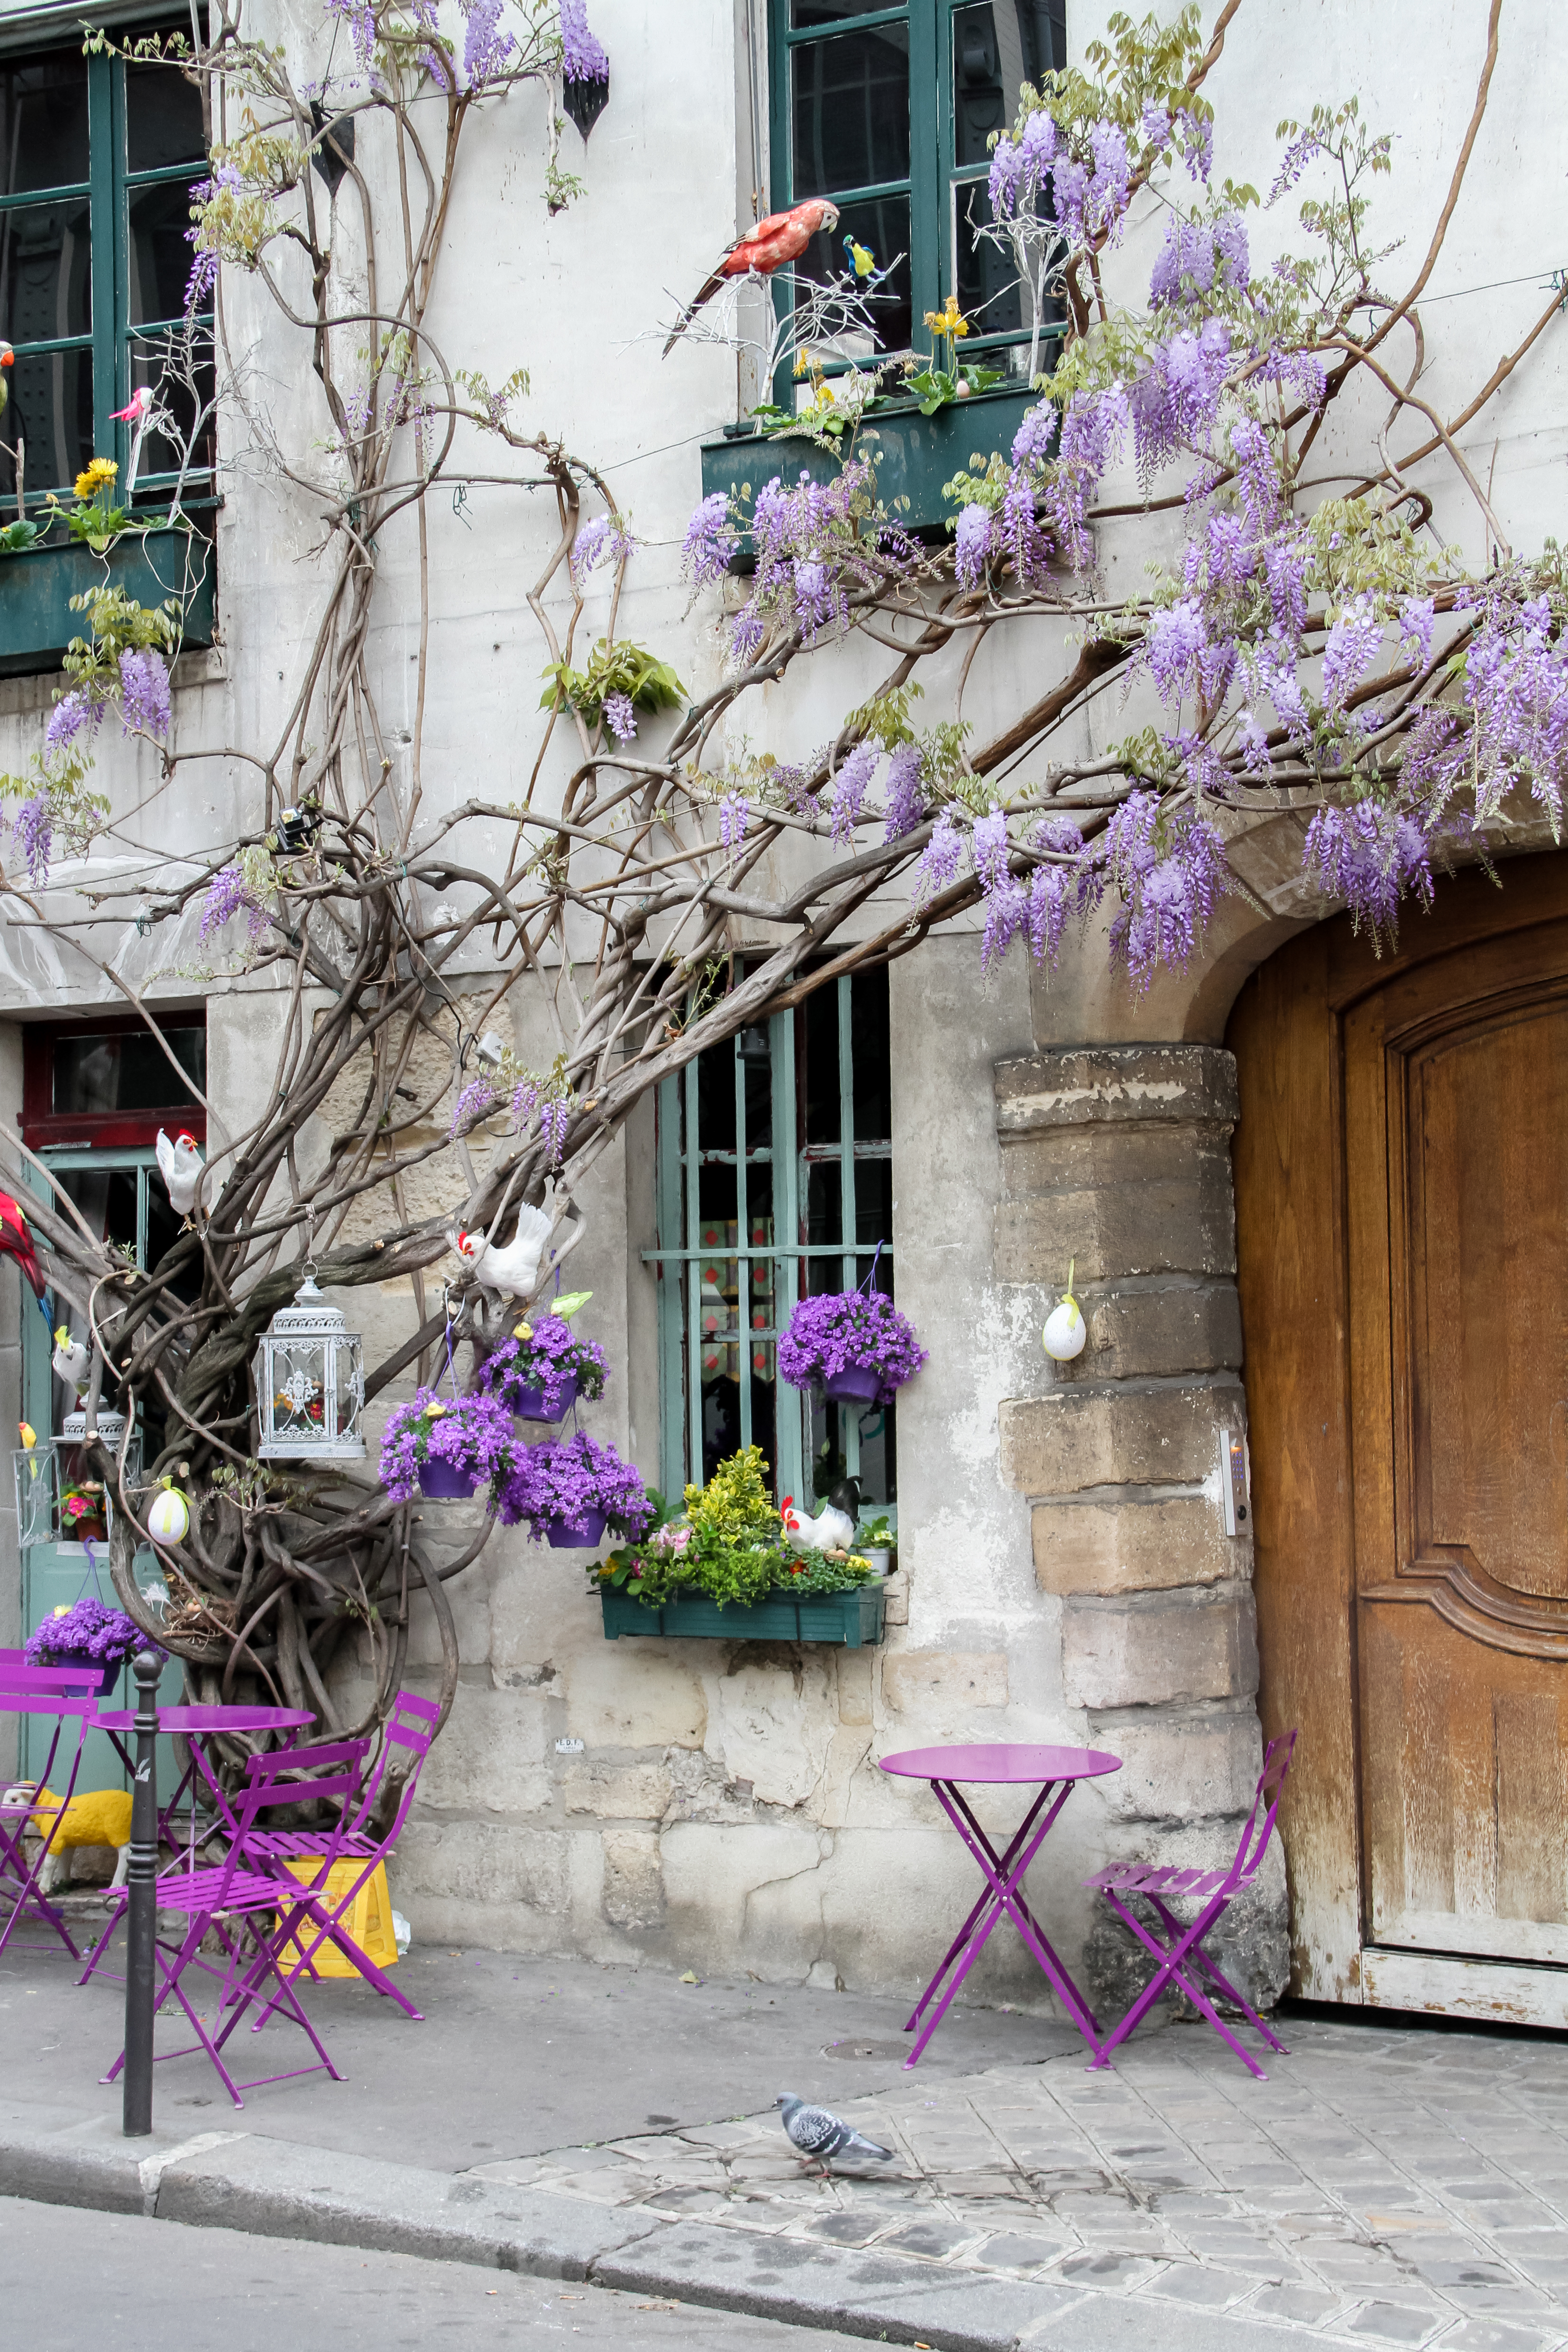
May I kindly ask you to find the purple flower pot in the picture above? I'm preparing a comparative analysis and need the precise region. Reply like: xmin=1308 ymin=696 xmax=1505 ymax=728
xmin=512 ymin=1373 xmax=578 ymax=1424
xmin=419 ymin=1457 xmax=483 ymax=1500
xmin=546 ymin=1508 xmax=607 ymax=1549
xmin=822 ymin=1362 xmax=884 ymax=1403
xmin=46 ymin=1651 xmax=119 ymax=1696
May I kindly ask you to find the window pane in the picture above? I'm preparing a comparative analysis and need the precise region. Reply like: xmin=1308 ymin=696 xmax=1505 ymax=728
xmin=128 ymin=179 xmax=202 ymax=326
xmin=0 ymin=196 xmax=91 ymax=341
xmin=794 ymin=192 xmax=911 ymax=355
xmin=792 ymin=23 xmax=909 ymax=199
xmin=792 ymin=1 xmax=903 ymax=23
xmin=0 ymin=52 xmax=90 ymax=194
xmin=807 ymin=1388 xmax=896 ymax=1506
xmin=953 ymin=2 xmax=1064 ymax=165
xmin=805 ymin=1159 xmax=842 ymax=1249
xmin=126 ymin=57 xmax=206 ymax=173
xmin=53 ymin=1028 xmax=206 ymax=1116
xmin=126 ymin=328 xmax=217 ymax=480
xmin=801 ymin=987 xmax=840 ymax=1144
xmin=0 ymin=344 xmax=92 ymax=497
xmin=848 ymin=970 xmax=889 ymax=1138
xmin=954 ymin=177 xmax=1022 ymax=336
xmin=855 ymin=1155 xmax=892 ymax=1248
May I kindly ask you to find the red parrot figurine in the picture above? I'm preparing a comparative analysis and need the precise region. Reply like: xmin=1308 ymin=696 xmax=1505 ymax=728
xmin=664 ymin=198 xmax=841 ymax=355
xmin=0 ymin=1188 xmax=47 ymax=1308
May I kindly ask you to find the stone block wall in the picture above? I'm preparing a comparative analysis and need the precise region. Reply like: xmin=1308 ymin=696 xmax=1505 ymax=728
xmin=992 ymin=1043 xmax=1286 ymax=2017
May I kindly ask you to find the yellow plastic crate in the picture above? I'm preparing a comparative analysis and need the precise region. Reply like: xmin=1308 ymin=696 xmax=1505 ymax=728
xmin=278 ymin=1857 xmax=398 ymax=1977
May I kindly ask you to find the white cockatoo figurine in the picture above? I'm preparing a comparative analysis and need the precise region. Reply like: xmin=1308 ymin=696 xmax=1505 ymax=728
xmin=155 ymin=1128 xmax=204 ymax=1218
xmin=449 ymin=1201 xmax=556 ymax=1306
xmin=51 ymin=1326 xmax=89 ymax=1393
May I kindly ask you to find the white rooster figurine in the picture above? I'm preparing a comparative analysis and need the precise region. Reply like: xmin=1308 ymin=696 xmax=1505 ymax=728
xmin=780 ymin=1476 xmax=860 ymax=1557
xmin=51 ymin=1325 xmax=89 ymax=1395
xmin=450 ymin=1201 xmax=556 ymax=1306
xmin=155 ymin=1128 xmax=204 ymax=1219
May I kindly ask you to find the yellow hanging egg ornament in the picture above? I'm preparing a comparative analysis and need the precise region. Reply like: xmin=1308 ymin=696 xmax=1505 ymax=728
xmin=1042 ymin=1260 xmax=1088 ymax=1363
xmin=147 ymin=1483 xmax=191 ymax=1544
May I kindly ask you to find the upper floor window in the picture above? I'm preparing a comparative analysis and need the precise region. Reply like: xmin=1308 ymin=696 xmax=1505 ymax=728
xmin=771 ymin=0 xmax=1066 ymax=375
xmin=0 ymin=22 xmax=213 ymax=511
xmin=652 ymin=969 xmax=899 ymax=1517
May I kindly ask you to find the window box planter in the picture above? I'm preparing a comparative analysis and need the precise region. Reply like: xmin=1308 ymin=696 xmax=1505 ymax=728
xmin=0 ymin=525 xmax=215 ymax=679
xmin=699 ymin=385 xmax=1051 ymax=557
xmin=600 ymin=1582 xmax=885 ymax=1647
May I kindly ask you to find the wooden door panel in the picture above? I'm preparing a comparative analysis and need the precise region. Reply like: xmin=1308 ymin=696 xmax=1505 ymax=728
xmin=1361 ymin=1602 xmax=1568 ymax=1960
xmin=1411 ymin=1006 xmax=1568 ymax=1597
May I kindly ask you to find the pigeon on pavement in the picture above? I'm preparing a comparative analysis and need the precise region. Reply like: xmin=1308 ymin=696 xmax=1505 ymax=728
xmin=776 ymin=2093 xmax=894 ymax=2171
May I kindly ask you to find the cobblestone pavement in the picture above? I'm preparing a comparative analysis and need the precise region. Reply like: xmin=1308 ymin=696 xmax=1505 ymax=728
xmin=472 ymin=2014 xmax=1568 ymax=2351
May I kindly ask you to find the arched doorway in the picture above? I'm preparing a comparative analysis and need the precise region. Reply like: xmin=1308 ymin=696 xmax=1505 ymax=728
xmin=1229 ymin=852 xmax=1568 ymax=2027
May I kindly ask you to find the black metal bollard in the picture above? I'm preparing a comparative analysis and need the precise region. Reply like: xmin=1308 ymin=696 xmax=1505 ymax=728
xmin=122 ymin=1648 xmax=160 ymax=2138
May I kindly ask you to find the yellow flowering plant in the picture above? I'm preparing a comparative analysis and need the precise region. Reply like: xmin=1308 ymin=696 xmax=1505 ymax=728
xmin=908 ymin=294 xmax=1003 ymax=417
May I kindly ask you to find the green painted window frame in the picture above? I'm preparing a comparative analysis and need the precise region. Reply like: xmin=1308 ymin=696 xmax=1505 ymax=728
xmin=767 ymin=0 xmax=1066 ymax=391
xmin=0 ymin=11 xmax=211 ymax=504
xmin=648 ymin=975 xmax=896 ymax=1514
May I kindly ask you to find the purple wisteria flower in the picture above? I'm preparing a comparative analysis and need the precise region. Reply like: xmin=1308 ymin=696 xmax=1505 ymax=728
xmin=540 ymin=1096 xmax=569 ymax=1166
xmin=916 ymin=812 xmax=963 ymax=897
xmin=830 ymin=742 xmax=878 ymax=844
xmin=777 ymin=1288 xmax=926 ymax=1406
xmin=379 ymin=1387 xmax=520 ymax=1504
xmin=45 ymin=688 xmax=101 ymax=758
xmin=725 ymin=461 xmax=909 ymax=664
xmin=119 ymin=647 xmax=171 ymax=740
xmin=602 ymin=691 xmax=637 ymax=743
xmin=1399 ymin=595 xmax=1436 ymax=670
xmin=200 ymin=859 xmax=268 ymax=943
xmin=1302 ymin=799 xmax=1435 ymax=940
xmin=497 ymin=1429 xmax=650 ymax=1541
xmin=450 ymin=1075 xmax=497 ymax=1136
xmin=26 ymin=1595 xmax=150 ymax=1666
xmin=882 ymin=742 xmax=926 ymax=842
xmin=682 ymin=492 xmax=737 ymax=586
xmin=1037 ymin=812 xmax=1084 ymax=856
xmin=11 ymin=793 xmax=52 ymax=886
xmin=718 ymin=791 xmax=749 ymax=856
xmin=1104 ymin=803 xmax=1231 ymax=990
xmin=954 ymin=503 xmax=993 ymax=588
xmin=1321 ymin=595 xmax=1384 ymax=713
xmin=971 ymin=806 xmax=1011 ymax=890
xmin=559 ymin=0 xmax=608 ymax=82
xmin=463 ymin=0 xmax=513 ymax=82
xmin=477 ymin=1318 xmax=608 ymax=1420
xmin=572 ymin=512 xmax=635 ymax=582
xmin=1149 ymin=211 xmax=1249 ymax=311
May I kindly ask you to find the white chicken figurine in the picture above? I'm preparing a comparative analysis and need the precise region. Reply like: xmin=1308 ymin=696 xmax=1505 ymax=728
xmin=155 ymin=1128 xmax=204 ymax=1219
xmin=781 ymin=1476 xmax=860 ymax=1557
xmin=450 ymin=1202 xmax=556 ymax=1306
xmin=51 ymin=1325 xmax=89 ymax=1394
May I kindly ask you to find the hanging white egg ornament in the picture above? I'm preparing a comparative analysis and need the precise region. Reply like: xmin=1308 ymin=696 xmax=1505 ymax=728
xmin=1042 ymin=1260 xmax=1088 ymax=1362
xmin=147 ymin=1484 xmax=191 ymax=1544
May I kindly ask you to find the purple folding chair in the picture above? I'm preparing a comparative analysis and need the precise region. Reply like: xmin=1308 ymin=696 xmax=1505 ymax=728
xmin=1083 ymin=1730 xmax=1298 ymax=2080
xmin=0 ymin=1666 xmax=103 ymax=1959
xmin=243 ymin=1692 xmax=439 ymax=2024
xmin=99 ymin=1739 xmax=368 ymax=2108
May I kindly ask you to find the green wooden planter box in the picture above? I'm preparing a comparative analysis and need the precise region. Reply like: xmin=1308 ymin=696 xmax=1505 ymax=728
xmin=699 ymin=385 xmax=1052 ymax=554
xmin=600 ymin=1582 xmax=886 ymax=1647
xmin=0 ymin=525 xmax=216 ymax=678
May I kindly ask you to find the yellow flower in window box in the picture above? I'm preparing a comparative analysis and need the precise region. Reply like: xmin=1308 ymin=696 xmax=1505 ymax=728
xmin=73 ymin=456 xmax=119 ymax=502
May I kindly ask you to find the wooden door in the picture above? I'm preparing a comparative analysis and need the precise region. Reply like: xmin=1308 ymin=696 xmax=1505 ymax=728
xmin=1231 ymin=855 xmax=1568 ymax=2027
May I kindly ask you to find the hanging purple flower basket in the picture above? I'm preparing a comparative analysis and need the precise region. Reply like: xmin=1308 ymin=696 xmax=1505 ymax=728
xmin=822 ymin=1362 xmax=884 ymax=1403
xmin=546 ymin=1507 xmax=607 ymax=1550
xmin=777 ymin=1281 xmax=927 ymax=1409
xmin=418 ymin=1458 xmax=482 ymax=1500
xmin=50 ymin=1651 xmax=120 ymax=1696
xmin=511 ymin=1373 xmax=578 ymax=1424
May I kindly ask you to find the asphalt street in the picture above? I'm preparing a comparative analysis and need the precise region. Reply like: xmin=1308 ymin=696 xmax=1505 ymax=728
xmin=2 ymin=2196 xmax=879 ymax=2352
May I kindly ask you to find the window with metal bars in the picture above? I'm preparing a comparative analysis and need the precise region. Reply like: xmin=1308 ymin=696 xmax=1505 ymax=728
xmin=651 ymin=968 xmax=898 ymax=1517
xmin=770 ymin=0 xmax=1066 ymax=381
xmin=0 ymin=20 xmax=213 ymax=508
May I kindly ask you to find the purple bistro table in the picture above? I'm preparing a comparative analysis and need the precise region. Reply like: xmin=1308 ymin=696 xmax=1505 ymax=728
xmin=880 ymin=1743 xmax=1122 ymax=2068
xmin=93 ymin=1703 xmax=315 ymax=1841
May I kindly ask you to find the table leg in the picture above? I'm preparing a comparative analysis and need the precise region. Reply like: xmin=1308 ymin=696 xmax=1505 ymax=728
xmin=904 ymin=1784 xmax=1056 ymax=2033
xmin=945 ymin=1785 xmax=1101 ymax=2041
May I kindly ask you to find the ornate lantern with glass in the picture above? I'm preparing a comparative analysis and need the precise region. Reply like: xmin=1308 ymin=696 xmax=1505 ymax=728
xmin=253 ymin=1276 xmax=366 ymax=1462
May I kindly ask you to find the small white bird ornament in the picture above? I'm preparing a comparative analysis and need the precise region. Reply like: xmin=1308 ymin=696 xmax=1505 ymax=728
xmin=450 ymin=1201 xmax=555 ymax=1306
xmin=51 ymin=1326 xmax=89 ymax=1394
xmin=155 ymin=1128 xmax=204 ymax=1219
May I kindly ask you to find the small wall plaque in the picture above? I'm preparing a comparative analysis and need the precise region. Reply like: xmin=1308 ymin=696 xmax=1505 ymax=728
xmin=554 ymin=1736 xmax=585 ymax=1754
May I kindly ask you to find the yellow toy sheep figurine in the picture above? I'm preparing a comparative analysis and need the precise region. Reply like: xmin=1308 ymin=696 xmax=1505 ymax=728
xmin=3 ymin=1783 xmax=133 ymax=1893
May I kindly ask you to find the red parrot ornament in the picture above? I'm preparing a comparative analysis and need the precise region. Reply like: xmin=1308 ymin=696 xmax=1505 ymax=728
xmin=664 ymin=198 xmax=840 ymax=355
xmin=0 ymin=1189 xmax=48 ymax=1315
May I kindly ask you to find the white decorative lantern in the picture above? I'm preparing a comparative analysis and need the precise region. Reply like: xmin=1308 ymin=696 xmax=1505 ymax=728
xmin=252 ymin=1276 xmax=365 ymax=1461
